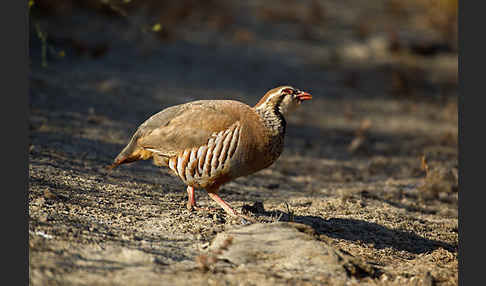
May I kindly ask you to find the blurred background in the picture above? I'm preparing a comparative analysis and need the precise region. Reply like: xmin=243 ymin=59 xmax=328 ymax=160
xmin=29 ymin=0 xmax=458 ymax=99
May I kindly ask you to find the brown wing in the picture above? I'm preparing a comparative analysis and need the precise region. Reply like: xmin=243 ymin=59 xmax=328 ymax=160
xmin=137 ymin=100 xmax=243 ymax=157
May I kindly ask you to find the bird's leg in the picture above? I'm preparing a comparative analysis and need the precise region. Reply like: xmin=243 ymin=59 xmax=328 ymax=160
xmin=207 ymin=192 xmax=257 ymax=224
xmin=186 ymin=186 xmax=217 ymax=212
xmin=207 ymin=192 xmax=238 ymax=217
xmin=186 ymin=186 xmax=197 ymax=211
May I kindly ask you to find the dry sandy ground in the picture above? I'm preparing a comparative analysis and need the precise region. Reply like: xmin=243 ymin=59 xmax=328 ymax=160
xmin=29 ymin=1 xmax=458 ymax=285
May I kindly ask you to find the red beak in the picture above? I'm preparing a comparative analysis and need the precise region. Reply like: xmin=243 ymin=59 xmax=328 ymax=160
xmin=296 ymin=91 xmax=312 ymax=101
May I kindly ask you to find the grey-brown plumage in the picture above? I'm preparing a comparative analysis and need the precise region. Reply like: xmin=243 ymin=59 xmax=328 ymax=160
xmin=110 ymin=86 xmax=312 ymax=217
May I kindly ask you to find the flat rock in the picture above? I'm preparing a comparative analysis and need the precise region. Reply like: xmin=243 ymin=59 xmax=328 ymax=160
xmin=207 ymin=222 xmax=351 ymax=282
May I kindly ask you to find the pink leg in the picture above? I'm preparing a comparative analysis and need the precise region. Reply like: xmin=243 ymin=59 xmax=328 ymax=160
xmin=207 ymin=192 xmax=238 ymax=217
xmin=186 ymin=186 xmax=196 ymax=211
xmin=186 ymin=186 xmax=217 ymax=212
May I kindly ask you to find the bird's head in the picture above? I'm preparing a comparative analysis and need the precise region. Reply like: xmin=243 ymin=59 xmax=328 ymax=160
xmin=254 ymin=86 xmax=312 ymax=117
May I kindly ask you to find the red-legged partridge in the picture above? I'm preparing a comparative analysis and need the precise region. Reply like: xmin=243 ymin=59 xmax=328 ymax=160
xmin=110 ymin=86 xmax=312 ymax=217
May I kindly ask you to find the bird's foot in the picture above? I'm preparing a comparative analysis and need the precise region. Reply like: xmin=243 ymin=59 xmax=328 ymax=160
xmin=187 ymin=203 xmax=218 ymax=213
xmin=205 ymin=192 xmax=258 ymax=224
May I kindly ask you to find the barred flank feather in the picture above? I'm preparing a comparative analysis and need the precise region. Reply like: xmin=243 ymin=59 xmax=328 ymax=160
xmin=169 ymin=124 xmax=240 ymax=185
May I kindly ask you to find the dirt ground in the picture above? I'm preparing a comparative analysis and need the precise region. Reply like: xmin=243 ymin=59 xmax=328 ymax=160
xmin=29 ymin=1 xmax=458 ymax=285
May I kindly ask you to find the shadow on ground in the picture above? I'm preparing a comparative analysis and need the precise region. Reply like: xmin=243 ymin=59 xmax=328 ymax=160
xmin=244 ymin=206 xmax=455 ymax=255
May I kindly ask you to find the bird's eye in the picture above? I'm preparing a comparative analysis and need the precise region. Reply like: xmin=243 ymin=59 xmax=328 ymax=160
xmin=281 ymin=88 xmax=294 ymax=95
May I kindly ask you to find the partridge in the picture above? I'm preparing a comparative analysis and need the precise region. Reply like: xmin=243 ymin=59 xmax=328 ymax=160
xmin=109 ymin=86 xmax=312 ymax=217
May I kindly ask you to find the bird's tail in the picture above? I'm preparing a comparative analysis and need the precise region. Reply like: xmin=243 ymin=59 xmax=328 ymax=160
xmin=106 ymin=152 xmax=132 ymax=170
xmin=106 ymin=157 xmax=125 ymax=170
xmin=107 ymin=132 xmax=151 ymax=170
